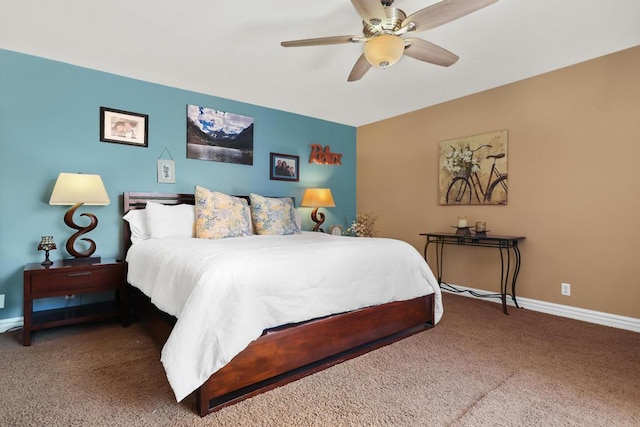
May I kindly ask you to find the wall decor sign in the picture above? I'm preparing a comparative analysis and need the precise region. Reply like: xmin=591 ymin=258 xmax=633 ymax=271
xmin=100 ymin=107 xmax=148 ymax=147
xmin=309 ymin=144 xmax=342 ymax=165
xmin=438 ymin=129 xmax=508 ymax=205
xmin=270 ymin=152 xmax=299 ymax=181
xmin=157 ymin=159 xmax=176 ymax=184
xmin=186 ymin=104 xmax=254 ymax=165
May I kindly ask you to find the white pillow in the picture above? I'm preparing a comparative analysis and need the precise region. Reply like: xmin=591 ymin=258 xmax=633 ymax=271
xmin=145 ymin=201 xmax=195 ymax=239
xmin=123 ymin=209 xmax=150 ymax=244
xmin=293 ymin=209 xmax=302 ymax=231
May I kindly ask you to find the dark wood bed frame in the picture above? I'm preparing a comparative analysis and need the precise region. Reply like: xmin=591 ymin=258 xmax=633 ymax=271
xmin=123 ymin=192 xmax=435 ymax=417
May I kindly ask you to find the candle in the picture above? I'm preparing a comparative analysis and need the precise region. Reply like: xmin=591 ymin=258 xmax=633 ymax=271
xmin=457 ymin=216 xmax=468 ymax=228
xmin=475 ymin=221 xmax=486 ymax=232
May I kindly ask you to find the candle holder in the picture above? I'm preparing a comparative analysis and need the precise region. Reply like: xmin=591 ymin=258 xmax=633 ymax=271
xmin=452 ymin=226 xmax=471 ymax=236
xmin=37 ymin=236 xmax=57 ymax=266
xmin=474 ymin=221 xmax=488 ymax=237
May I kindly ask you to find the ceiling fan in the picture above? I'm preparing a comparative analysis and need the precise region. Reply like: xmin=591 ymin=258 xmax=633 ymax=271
xmin=281 ymin=0 xmax=499 ymax=81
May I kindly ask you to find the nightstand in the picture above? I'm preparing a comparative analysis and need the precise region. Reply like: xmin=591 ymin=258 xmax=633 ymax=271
xmin=23 ymin=258 xmax=128 ymax=346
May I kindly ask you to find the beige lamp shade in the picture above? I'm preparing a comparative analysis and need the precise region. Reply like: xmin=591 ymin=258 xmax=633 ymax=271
xmin=49 ymin=173 xmax=110 ymax=206
xmin=301 ymin=188 xmax=335 ymax=208
xmin=363 ymin=34 xmax=405 ymax=69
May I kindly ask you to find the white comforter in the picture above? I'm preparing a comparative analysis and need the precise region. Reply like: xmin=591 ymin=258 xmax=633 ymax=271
xmin=126 ymin=232 xmax=443 ymax=401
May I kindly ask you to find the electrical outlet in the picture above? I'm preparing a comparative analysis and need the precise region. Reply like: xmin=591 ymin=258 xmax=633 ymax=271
xmin=65 ymin=294 xmax=75 ymax=300
xmin=561 ymin=282 xmax=571 ymax=296
xmin=0 ymin=294 xmax=5 ymax=309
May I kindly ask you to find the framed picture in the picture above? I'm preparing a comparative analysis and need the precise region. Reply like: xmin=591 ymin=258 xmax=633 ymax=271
xmin=100 ymin=107 xmax=148 ymax=147
xmin=187 ymin=105 xmax=254 ymax=165
xmin=438 ymin=129 xmax=508 ymax=205
xmin=270 ymin=152 xmax=299 ymax=182
xmin=157 ymin=159 xmax=176 ymax=184
xmin=329 ymin=225 xmax=343 ymax=236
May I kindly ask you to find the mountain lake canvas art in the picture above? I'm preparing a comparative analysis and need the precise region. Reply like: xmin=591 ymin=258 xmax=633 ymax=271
xmin=187 ymin=105 xmax=254 ymax=165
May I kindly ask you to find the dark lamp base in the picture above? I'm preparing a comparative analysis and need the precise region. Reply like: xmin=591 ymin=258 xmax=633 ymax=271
xmin=41 ymin=250 xmax=54 ymax=266
xmin=310 ymin=207 xmax=326 ymax=233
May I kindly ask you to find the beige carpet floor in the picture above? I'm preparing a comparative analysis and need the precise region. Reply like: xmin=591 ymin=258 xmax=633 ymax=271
xmin=1 ymin=293 xmax=638 ymax=426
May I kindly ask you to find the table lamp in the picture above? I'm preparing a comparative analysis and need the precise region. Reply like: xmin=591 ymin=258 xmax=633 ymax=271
xmin=37 ymin=236 xmax=57 ymax=266
xmin=301 ymin=188 xmax=335 ymax=232
xmin=49 ymin=172 xmax=110 ymax=263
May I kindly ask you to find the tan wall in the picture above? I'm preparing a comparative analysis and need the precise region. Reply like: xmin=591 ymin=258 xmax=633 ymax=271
xmin=357 ymin=45 xmax=640 ymax=319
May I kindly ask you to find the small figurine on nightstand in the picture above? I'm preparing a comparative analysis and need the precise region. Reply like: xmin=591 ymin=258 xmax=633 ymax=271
xmin=37 ymin=236 xmax=57 ymax=266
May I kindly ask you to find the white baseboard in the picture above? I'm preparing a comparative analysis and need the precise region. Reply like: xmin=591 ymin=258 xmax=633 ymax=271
xmin=0 ymin=316 xmax=23 ymax=333
xmin=442 ymin=284 xmax=640 ymax=333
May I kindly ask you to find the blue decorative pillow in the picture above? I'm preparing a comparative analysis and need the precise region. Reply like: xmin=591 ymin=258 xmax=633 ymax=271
xmin=249 ymin=193 xmax=301 ymax=235
xmin=195 ymin=186 xmax=251 ymax=239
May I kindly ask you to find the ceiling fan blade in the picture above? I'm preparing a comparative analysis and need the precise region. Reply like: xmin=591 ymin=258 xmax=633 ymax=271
xmin=347 ymin=54 xmax=372 ymax=82
xmin=281 ymin=35 xmax=358 ymax=47
xmin=402 ymin=0 xmax=499 ymax=33
xmin=404 ymin=38 xmax=459 ymax=67
xmin=351 ymin=0 xmax=387 ymax=25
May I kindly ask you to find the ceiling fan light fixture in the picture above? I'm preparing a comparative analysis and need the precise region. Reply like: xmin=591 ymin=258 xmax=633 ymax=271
xmin=363 ymin=34 xmax=405 ymax=69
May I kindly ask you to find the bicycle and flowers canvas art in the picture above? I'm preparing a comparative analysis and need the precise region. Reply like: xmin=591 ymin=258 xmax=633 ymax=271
xmin=439 ymin=130 xmax=508 ymax=205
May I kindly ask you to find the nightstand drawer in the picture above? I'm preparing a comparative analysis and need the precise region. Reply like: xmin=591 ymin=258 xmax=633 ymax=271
xmin=29 ymin=266 xmax=122 ymax=294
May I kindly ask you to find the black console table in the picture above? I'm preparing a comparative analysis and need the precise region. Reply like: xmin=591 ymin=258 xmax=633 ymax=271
xmin=420 ymin=232 xmax=525 ymax=315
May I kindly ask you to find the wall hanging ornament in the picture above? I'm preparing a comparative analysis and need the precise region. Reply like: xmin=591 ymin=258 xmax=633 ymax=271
xmin=157 ymin=147 xmax=176 ymax=184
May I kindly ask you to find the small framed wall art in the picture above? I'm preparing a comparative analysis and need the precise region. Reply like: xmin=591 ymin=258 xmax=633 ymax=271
xmin=270 ymin=152 xmax=299 ymax=182
xmin=157 ymin=159 xmax=176 ymax=184
xmin=100 ymin=107 xmax=148 ymax=147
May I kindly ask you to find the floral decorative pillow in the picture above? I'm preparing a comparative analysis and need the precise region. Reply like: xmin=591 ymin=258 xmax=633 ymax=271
xmin=195 ymin=186 xmax=252 ymax=239
xmin=249 ymin=193 xmax=301 ymax=235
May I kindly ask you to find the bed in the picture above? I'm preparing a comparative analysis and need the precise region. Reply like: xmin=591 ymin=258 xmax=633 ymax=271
xmin=122 ymin=190 xmax=443 ymax=417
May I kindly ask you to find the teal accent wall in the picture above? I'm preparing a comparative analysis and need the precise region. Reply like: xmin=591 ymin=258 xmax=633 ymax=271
xmin=0 ymin=49 xmax=356 ymax=321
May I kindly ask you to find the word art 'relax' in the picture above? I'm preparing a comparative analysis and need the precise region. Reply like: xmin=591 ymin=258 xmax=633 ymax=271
xmin=309 ymin=144 xmax=342 ymax=165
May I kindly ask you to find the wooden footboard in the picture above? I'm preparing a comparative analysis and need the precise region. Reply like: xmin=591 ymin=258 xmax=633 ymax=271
xmin=197 ymin=294 xmax=434 ymax=416
xmin=130 ymin=287 xmax=434 ymax=417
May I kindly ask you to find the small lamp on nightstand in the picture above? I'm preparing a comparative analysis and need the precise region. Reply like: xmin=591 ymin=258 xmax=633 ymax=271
xmin=49 ymin=172 xmax=110 ymax=263
xmin=37 ymin=236 xmax=57 ymax=266
xmin=301 ymin=188 xmax=335 ymax=232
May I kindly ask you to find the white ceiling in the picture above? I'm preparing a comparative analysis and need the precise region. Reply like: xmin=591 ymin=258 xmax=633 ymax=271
xmin=2 ymin=0 xmax=640 ymax=127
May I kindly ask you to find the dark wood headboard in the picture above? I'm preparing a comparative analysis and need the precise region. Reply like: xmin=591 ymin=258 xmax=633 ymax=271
xmin=124 ymin=192 xmax=196 ymax=212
